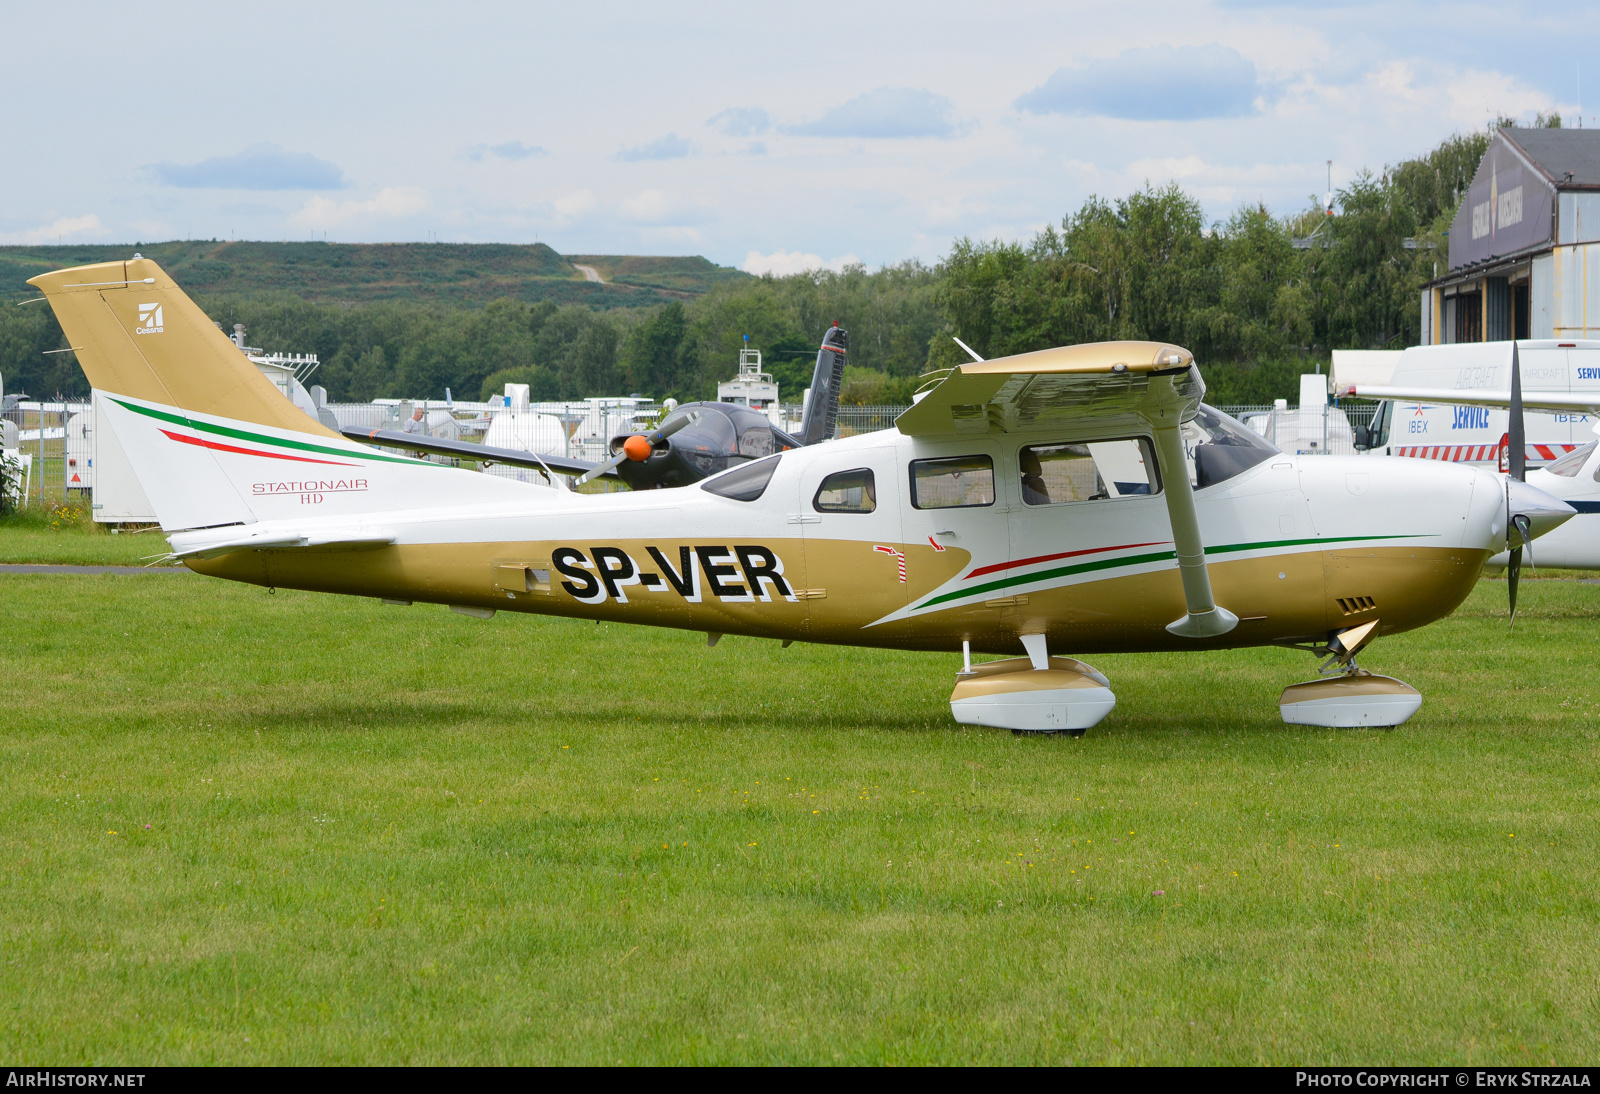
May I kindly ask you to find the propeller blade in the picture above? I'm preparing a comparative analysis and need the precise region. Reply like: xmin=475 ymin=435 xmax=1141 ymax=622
xmin=1508 ymin=341 xmax=1526 ymax=482
xmin=1508 ymin=544 xmax=1523 ymax=630
xmin=1506 ymin=340 xmax=1527 ymax=628
xmin=575 ymin=412 xmax=691 ymax=485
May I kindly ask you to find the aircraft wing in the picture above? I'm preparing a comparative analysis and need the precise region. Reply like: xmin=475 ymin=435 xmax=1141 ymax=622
xmin=896 ymin=339 xmax=1240 ymax=639
xmin=895 ymin=340 xmax=1201 ymax=437
xmin=338 ymin=428 xmax=615 ymax=479
xmin=1341 ymin=385 xmax=1600 ymax=415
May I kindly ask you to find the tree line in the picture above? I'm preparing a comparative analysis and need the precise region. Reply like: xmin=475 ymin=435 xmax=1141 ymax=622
xmin=1 ymin=121 xmax=1542 ymax=407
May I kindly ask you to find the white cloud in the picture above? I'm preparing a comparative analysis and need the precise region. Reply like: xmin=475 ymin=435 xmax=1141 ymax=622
xmin=463 ymin=140 xmax=550 ymax=163
xmin=785 ymin=88 xmax=966 ymax=139
xmin=288 ymin=187 xmax=429 ymax=230
xmin=151 ymin=143 xmax=345 ymax=190
xmin=1017 ymin=44 xmax=1262 ymax=120
xmin=619 ymin=189 xmax=710 ymax=227
xmin=742 ymin=249 xmax=861 ymax=276
xmin=1443 ymin=67 xmax=1555 ymax=127
xmin=708 ymin=107 xmax=770 ymax=137
xmin=553 ymin=190 xmax=597 ymax=220
xmin=617 ymin=134 xmax=694 ymax=161
xmin=1 ymin=214 xmax=105 ymax=245
xmin=1122 ymin=155 xmax=1211 ymax=183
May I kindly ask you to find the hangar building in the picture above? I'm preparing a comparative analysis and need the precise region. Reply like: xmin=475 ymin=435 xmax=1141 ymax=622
xmin=1422 ymin=127 xmax=1600 ymax=343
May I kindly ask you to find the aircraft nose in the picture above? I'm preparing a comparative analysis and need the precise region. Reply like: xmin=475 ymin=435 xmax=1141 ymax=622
xmin=1507 ymin=476 xmax=1577 ymax=542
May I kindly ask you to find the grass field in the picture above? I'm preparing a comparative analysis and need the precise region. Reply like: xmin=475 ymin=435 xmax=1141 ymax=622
xmin=1 ymin=563 xmax=1597 ymax=1064
xmin=0 ymin=510 xmax=173 ymax=567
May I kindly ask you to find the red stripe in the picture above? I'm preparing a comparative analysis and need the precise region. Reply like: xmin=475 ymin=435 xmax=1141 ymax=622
xmin=966 ymin=540 xmax=1169 ymax=579
xmin=160 ymin=429 xmax=358 ymax=466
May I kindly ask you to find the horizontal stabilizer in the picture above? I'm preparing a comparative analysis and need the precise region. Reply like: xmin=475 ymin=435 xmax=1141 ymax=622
xmin=340 ymin=428 xmax=612 ymax=479
xmin=169 ymin=527 xmax=396 ymax=560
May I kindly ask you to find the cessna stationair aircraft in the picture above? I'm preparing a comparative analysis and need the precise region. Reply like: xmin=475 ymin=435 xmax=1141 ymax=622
xmin=28 ymin=258 xmax=1578 ymax=733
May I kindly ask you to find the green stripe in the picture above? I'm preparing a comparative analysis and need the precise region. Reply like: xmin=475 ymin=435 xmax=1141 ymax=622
xmin=111 ymin=398 xmax=433 ymax=467
xmin=913 ymin=534 xmax=1430 ymax=612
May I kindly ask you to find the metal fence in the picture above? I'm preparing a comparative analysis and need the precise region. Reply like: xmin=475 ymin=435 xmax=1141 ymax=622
xmin=1 ymin=402 xmax=93 ymax=507
xmin=1 ymin=398 xmax=1384 ymax=510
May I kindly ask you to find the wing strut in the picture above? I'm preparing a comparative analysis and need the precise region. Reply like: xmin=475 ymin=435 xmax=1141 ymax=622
xmin=1144 ymin=373 xmax=1239 ymax=639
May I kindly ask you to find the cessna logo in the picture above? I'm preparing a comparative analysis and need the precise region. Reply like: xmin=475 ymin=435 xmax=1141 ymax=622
xmin=551 ymin=545 xmax=796 ymax=606
xmin=135 ymin=302 xmax=164 ymax=334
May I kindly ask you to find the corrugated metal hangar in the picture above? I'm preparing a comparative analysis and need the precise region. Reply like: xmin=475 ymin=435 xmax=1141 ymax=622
xmin=1423 ymin=127 xmax=1600 ymax=343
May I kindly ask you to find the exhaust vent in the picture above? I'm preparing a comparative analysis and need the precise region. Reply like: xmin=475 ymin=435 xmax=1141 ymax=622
xmin=1336 ymin=596 xmax=1377 ymax=615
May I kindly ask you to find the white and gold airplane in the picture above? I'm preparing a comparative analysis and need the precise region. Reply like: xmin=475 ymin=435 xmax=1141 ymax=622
xmin=28 ymin=258 xmax=1578 ymax=733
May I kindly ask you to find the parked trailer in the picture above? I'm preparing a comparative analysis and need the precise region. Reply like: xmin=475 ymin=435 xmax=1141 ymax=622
xmin=1344 ymin=339 xmax=1600 ymax=467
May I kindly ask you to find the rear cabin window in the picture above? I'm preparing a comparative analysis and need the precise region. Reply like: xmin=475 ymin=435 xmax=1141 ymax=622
xmin=910 ymin=455 xmax=994 ymax=509
xmin=1019 ymin=439 xmax=1159 ymax=505
xmin=813 ymin=468 xmax=876 ymax=513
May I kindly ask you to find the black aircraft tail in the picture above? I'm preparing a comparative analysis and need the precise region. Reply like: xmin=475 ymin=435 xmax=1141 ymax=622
xmin=800 ymin=323 xmax=847 ymax=445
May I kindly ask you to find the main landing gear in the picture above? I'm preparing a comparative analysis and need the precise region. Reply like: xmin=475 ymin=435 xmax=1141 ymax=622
xmin=1278 ymin=620 xmax=1422 ymax=729
xmin=948 ymin=621 xmax=1423 ymax=735
xmin=948 ymin=634 xmax=1117 ymax=735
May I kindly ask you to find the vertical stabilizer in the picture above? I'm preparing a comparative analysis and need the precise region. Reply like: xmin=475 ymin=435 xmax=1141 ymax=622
xmin=28 ymin=258 xmax=340 ymax=437
xmin=800 ymin=323 xmax=848 ymax=445
xmin=28 ymin=258 xmax=531 ymax=531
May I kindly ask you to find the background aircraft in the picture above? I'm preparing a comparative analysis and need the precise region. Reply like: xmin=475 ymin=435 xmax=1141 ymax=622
xmin=29 ymin=257 xmax=1576 ymax=734
xmin=343 ymin=326 xmax=848 ymax=491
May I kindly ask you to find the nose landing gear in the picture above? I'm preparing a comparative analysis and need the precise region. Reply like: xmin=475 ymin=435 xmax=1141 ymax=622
xmin=1278 ymin=620 xmax=1422 ymax=728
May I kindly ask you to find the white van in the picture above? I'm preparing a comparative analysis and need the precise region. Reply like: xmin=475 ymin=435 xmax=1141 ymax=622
xmin=1352 ymin=339 xmax=1600 ymax=466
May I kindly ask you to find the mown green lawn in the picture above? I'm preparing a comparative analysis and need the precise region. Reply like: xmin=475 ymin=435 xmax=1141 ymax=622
xmin=0 ymin=511 xmax=170 ymax=567
xmin=1 ymin=570 xmax=1596 ymax=1064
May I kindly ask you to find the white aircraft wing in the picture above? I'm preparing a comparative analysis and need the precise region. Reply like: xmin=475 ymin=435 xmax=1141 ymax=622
xmin=1342 ymin=385 xmax=1600 ymax=415
xmin=897 ymin=340 xmax=1201 ymax=438
xmin=896 ymin=340 xmax=1235 ymax=639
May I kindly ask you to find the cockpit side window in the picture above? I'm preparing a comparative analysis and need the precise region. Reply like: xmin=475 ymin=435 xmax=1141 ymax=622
xmin=1019 ymin=439 xmax=1160 ymax=505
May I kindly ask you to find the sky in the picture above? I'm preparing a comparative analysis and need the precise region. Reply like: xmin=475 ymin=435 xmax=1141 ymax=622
xmin=3 ymin=0 xmax=1595 ymax=274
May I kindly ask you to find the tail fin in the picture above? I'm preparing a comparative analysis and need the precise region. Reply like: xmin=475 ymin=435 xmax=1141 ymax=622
xmin=29 ymin=257 xmax=525 ymax=531
xmin=800 ymin=323 xmax=847 ymax=445
xmin=29 ymin=258 xmax=339 ymax=438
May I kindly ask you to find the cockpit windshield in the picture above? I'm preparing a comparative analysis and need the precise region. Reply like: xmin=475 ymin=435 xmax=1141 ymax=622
xmin=1181 ymin=404 xmax=1279 ymax=489
xmin=701 ymin=453 xmax=781 ymax=501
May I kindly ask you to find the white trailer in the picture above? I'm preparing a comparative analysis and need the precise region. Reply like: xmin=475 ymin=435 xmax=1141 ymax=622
xmin=1344 ymin=339 xmax=1600 ymax=467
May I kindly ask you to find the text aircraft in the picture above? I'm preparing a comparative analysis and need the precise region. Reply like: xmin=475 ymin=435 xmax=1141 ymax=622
xmin=1345 ymin=340 xmax=1600 ymax=572
xmin=29 ymin=258 xmax=1577 ymax=734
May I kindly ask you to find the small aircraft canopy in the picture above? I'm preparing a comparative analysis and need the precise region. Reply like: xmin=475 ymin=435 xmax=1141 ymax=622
xmin=897 ymin=340 xmax=1201 ymax=439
